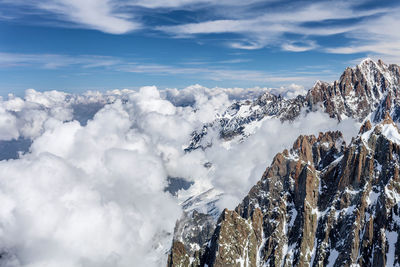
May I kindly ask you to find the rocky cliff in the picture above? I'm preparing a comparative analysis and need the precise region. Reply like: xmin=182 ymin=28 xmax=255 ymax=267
xmin=169 ymin=113 xmax=400 ymax=266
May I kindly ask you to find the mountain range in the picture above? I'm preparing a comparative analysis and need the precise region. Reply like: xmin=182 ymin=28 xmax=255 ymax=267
xmin=187 ymin=59 xmax=400 ymax=151
xmin=168 ymin=59 xmax=400 ymax=267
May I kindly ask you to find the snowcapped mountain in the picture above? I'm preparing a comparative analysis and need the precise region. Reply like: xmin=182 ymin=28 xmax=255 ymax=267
xmin=168 ymin=113 xmax=400 ymax=266
xmin=308 ymin=58 xmax=400 ymax=122
xmin=187 ymin=59 xmax=400 ymax=151
xmin=167 ymin=59 xmax=400 ymax=267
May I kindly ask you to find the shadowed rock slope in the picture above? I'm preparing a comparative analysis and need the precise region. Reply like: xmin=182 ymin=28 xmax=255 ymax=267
xmin=168 ymin=113 xmax=400 ymax=266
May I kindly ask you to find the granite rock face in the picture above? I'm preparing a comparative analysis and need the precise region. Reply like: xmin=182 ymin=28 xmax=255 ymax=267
xmin=168 ymin=114 xmax=400 ymax=266
xmin=187 ymin=59 xmax=400 ymax=151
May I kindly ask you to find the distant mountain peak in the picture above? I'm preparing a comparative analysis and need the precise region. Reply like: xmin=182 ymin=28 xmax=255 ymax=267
xmin=359 ymin=57 xmax=376 ymax=65
xmin=186 ymin=58 xmax=400 ymax=151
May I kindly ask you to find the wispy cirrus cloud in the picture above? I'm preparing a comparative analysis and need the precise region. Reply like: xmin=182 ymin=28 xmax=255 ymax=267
xmin=0 ymin=0 xmax=272 ymax=34
xmin=1 ymin=0 xmax=400 ymax=92
xmin=325 ymin=9 xmax=400 ymax=63
xmin=0 ymin=0 xmax=140 ymax=34
xmin=120 ymin=63 xmax=314 ymax=83
xmin=0 ymin=52 xmax=122 ymax=69
xmin=282 ymin=41 xmax=319 ymax=52
xmin=157 ymin=1 xmax=391 ymax=50
xmin=1 ymin=0 xmax=399 ymax=60
xmin=0 ymin=52 xmax=337 ymax=86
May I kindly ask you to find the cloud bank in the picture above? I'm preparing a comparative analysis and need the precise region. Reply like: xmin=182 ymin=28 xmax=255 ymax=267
xmin=0 ymin=85 xmax=360 ymax=266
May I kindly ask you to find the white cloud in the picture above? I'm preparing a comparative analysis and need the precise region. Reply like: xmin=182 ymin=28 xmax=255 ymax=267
xmin=157 ymin=1 xmax=390 ymax=50
xmin=0 ymin=85 xmax=250 ymax=266
xmin=269 ymin=83 xmax=307 ymax=99
xmin=282 ymin=41 xmax=318 ymax=52
xmin=1 ymin=0 xmax=140 ymax=34
xmin=0 ymin=91 xmax=185 ymax=266
xmin=0 ymin=0 xmax=271 ymax=34
xmin=0 ymin=107 xmax=19 ymax=140
xmin=126 ymin=0 xmax=267 ymax=9
xmin=0 ymin=85 xmax=363 ymax=266
xmin=325 ymin=8 xmax=400 ymax=64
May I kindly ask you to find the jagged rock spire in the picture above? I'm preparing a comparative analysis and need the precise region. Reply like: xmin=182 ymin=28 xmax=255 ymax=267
xmin=382 ymin=111 xmax=395 ymax=125
xmin=359 ymin=120 xmax=372 ymax=134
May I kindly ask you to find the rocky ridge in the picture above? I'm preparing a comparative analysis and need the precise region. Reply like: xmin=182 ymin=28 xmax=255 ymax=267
xmin=187 ymin=59 xmax=400 ymax=151
xmin=168 ymin=113 xmax=400 ymax=266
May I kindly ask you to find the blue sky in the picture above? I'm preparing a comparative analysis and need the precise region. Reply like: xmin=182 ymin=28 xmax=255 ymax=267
xmin=0 ymin=0 xmax=399 ymax=95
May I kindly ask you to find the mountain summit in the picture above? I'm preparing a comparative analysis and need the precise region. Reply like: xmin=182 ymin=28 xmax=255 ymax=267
xmin=308 ymin=58 xmax=400 ymax=122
